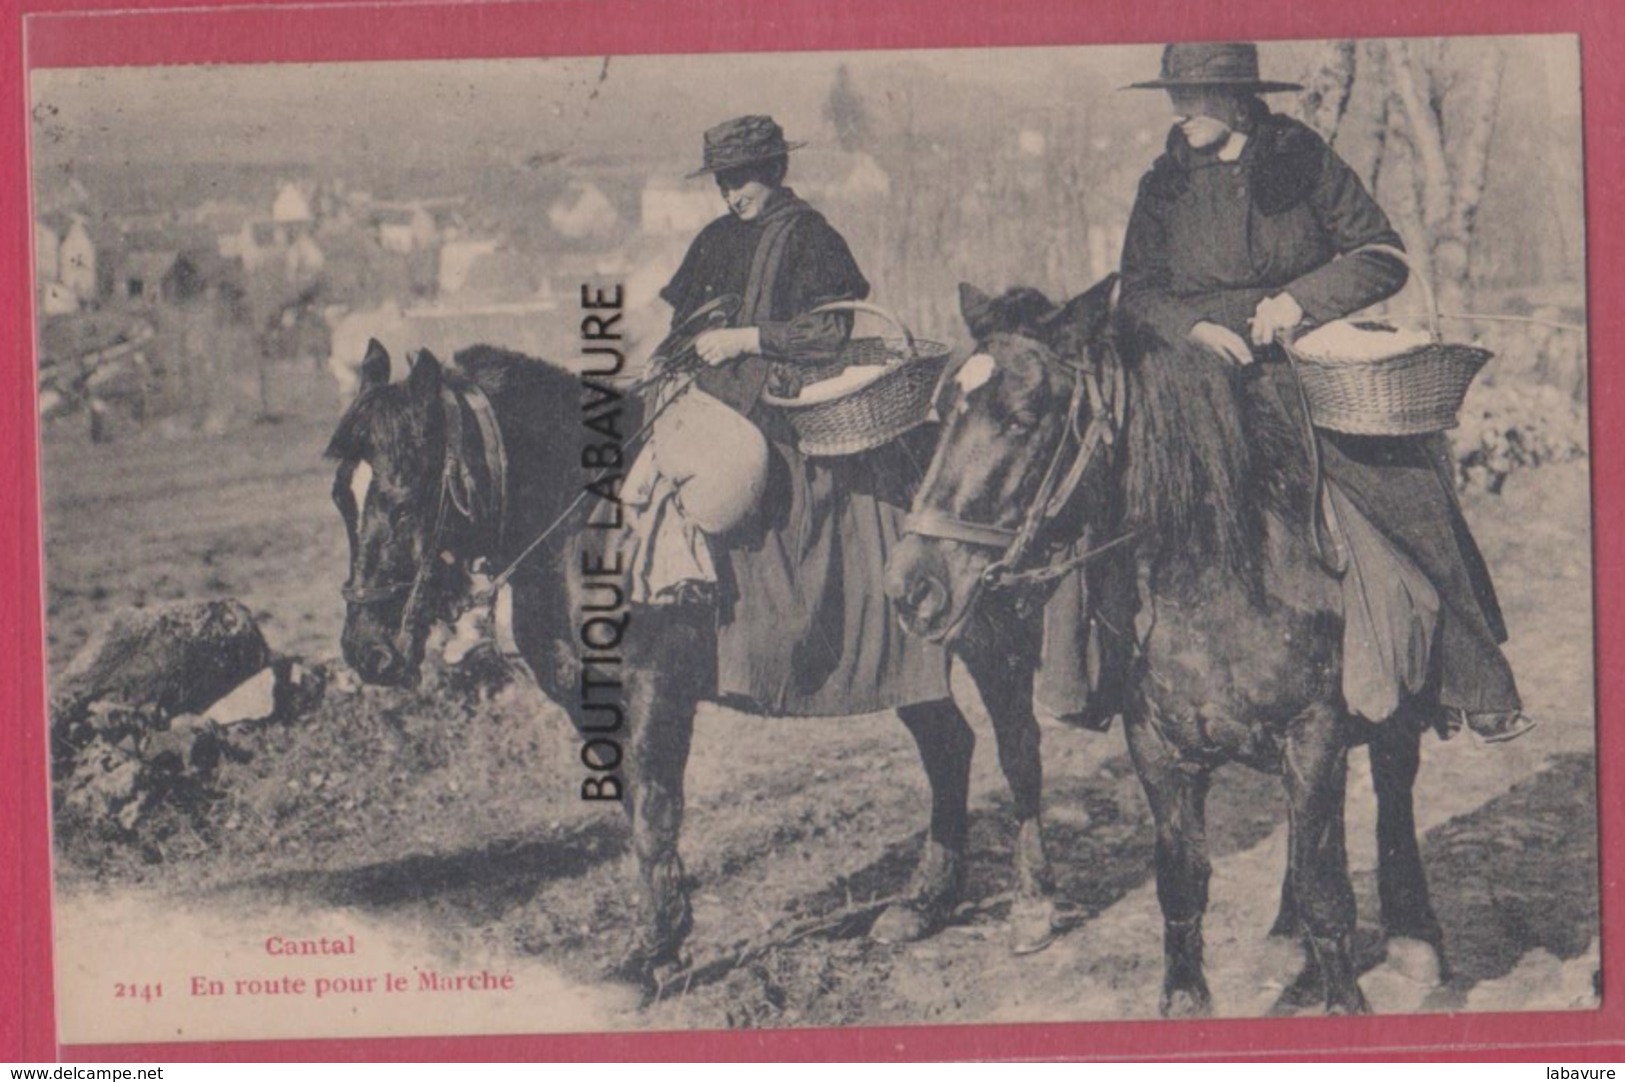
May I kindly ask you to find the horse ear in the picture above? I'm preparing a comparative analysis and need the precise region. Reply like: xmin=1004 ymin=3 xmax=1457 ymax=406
xmin=1078 ymin=272 xmax=1119 ymax=313
xmin=1054 ymin=273 xmax=1121 ymax=339
xmin=360 ymin=338 xmax=391 ymax=391
xmin=958 ymin=283 xmax=992 ymax=325
xmin=408 ymin=348 xmax=442 ymax=398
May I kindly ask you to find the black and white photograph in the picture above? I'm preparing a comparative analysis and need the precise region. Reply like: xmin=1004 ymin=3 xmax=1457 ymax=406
xmin=30 ymin=34 xmax=1597 ymax=1042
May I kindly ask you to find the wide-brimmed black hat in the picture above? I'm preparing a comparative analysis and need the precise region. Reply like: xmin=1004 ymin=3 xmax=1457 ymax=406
xmin=1124 ymin=42 xmax=1303 ymax=93
xmin=685 ymin=115 xmax=806 ymax=179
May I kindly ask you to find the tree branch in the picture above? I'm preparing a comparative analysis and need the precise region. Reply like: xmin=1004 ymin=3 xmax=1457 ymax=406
xmin=1294 ymin=40 xmax=1358 ymax=143
xmin=1449 ymin=42 xmax=1506 ymax=249
xmin=1387 ymin=40 xmax=1453 ymax=235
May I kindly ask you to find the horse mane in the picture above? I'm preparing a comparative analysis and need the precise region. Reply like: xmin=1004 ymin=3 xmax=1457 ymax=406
xmin=963 ymin=283 xmax=1311 ymax=595
xmin=324 ymin=344 xmax=580 ymax=466
xmin=1109 ymin=317 xmax=1310 ymax=594
xmin=454 ymin=344 xmax=576 ymax=400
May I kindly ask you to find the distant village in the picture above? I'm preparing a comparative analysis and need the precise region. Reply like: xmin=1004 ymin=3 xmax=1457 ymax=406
xmin=32 ymin=167 xmax=729 ymax=439
xmin=33 ymin=137 xmax=1133 ymax=441
xmin=33 ymin=171 xmax=758 ymax=316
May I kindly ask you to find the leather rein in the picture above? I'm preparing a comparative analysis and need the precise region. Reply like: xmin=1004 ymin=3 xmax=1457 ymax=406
xmin=339 ymin=377 xmax=508 ymax=659
xmin=905 ymin=337 xmax=1134 ymax=593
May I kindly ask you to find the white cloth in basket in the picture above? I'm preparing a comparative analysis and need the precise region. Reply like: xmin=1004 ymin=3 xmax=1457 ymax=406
xmin=776 ymin=363 xmax=893 ymax=403
xmin=1294 ymin=321 xmax=1433 ymax=363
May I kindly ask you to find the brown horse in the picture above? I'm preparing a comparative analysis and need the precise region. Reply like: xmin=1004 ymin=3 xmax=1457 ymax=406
xmin=886 ymin=279 xmax=1446 ymax=1016
xmin=324 ymin=335 xmax=1064 ymax=981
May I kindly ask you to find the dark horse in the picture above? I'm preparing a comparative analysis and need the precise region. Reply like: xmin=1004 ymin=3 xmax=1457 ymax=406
xmin=885 ymin=279 xmax=1447 ymax=1016
xmin=325 ymin=336 xmax=1065 ymax=978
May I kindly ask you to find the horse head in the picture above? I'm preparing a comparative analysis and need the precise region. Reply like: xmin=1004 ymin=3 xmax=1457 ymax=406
xmin=325 ymin=340 xmax=479 ymax=686
xmin=885 ymin=276 xmax=1120 ymax=644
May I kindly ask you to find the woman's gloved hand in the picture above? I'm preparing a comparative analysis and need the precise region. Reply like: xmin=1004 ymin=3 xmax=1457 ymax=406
xmin=693 ymin=327 xmax=762 ymax=366
xmin=1189 ymin=320 xmax=1254 ymax=366
xmin=1249 ymin=292 xmax=1305 ymax=347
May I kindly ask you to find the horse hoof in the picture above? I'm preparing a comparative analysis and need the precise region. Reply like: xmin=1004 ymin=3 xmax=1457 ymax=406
xmin=1008 ymin=894 xmax=1062 ymax=956
xmin=1383 ymin=936 xmax=1443 ymax=986
xmin=873 ymin=842 xmax=964 ymax=945
xmin=606 ymin=949 xmax=693 ymax=1003
xmin=1269 ymin=954 xmax=1335 ymax=1017
xmin=1325 ymin=992 xmax=1372 ymax=1016
xmin=1160 ymin=986 xmax=1213 ymax=1019
xmin=605 ymin=946 xmax=658 ymax=989
xmin=606 ymin=925 xmax=691 ymax=989
xmin=872 ymin=898 xmax=943 ymax=945
xmin=647 ymin=953 xmax=693 ymax=996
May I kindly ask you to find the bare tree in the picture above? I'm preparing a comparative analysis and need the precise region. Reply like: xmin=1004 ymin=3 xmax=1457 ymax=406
xmin=1385 ymin=39 xmax=1506 ymax=313
xmin=1294 ymin=40 xmax=1358 ymax=142
xmin=1334 ymin=40 xmax=1393 ymax=195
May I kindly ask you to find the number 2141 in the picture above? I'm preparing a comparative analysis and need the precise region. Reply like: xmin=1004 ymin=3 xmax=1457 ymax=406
xmin=114 ymin=982 xmax=162 ymax=1002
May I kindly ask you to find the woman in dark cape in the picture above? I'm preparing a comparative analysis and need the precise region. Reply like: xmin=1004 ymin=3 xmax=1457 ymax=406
xmin=1117 ymin=42 xmax=1530 ymax=741
xmin=662 ymin=116 xmax=974 ymax=937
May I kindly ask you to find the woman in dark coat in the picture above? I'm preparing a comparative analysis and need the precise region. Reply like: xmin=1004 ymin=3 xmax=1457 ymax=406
xmin=664 ymin=116 xmax=979 ymax=938
xmin=1117 ymin=43 xmax=1531 ymax=742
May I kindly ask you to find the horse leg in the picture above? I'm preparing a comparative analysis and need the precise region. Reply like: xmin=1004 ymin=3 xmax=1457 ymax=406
xmin=1282 ymin=707 xmax=1369 ymax=1015
xmin=963 ymin=647 xmax=1060 ymax=954
xmin=1274 ymin=712 xmax=1444 ymax=960
xmin=624 ymin=690 xmax=695 ymax=975
xmin=611 ymin=611 xmax=705 ymax=982
xmin=871 ymin=698 xmax=974 ymax=944
xmin=1125 ymin=707 xmax=1213 ymax=1018
xmin=1369 ymin=707 xmax=1449 ymax=980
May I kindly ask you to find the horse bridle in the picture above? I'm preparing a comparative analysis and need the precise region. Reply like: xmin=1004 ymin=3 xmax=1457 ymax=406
xmin=340 ymin=378 xmax=508 ymax=660
xmin=337 ymin=298 xmax=737 ymax=662
xmin=905 ymin=335 xmax=1130 ymax=591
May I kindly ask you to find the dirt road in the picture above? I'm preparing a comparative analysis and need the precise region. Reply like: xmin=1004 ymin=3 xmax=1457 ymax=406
xmin=42 ymin=417 xmax=1599 ymax=1038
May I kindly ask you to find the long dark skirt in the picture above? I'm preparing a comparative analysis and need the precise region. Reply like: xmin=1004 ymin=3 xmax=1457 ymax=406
xmin=713 ymin=418 xmax=951 ymax=717
xmin=1257 ymin=362 xmax=1521 ymax=715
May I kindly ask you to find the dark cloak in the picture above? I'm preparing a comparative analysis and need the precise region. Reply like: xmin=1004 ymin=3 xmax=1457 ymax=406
xmin=1118 ymin=106 xmax=1518 ymax=714
xmin=663 ymin=189 xmax=951 ymax=716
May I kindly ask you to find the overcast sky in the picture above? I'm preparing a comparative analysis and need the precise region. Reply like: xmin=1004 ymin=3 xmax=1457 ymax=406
xmin=24 ymin=44 xmax=1208 ymax=172
xmin=28 ymin=36 xmax=1580 ymax=222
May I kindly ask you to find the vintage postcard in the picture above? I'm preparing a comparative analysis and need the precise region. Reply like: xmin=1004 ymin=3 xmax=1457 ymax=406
xmin=15 ymin=4 xmax=1608 ymax=1058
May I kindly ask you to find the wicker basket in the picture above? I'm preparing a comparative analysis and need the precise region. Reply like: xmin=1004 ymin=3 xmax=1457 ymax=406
xmin=760 ymin=301 xmax=951 ymax=456
xmin=1283 ymin=244 xmax=1493 ymax=436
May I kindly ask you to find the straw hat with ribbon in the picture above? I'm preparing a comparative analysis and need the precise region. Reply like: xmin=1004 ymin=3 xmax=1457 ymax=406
xmin=685 ymin=115 xmax=807 ymax=179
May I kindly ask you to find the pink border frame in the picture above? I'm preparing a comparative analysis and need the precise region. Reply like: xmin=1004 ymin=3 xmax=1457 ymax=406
xmin=3 ymin=0 xmax=1621 ymax=1061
